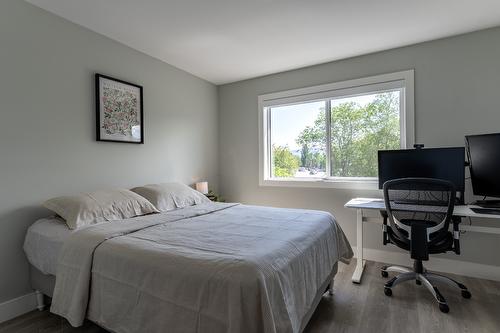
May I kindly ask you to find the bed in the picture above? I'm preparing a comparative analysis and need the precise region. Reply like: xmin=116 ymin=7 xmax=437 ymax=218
xmin=24 ymin=202 xmax=352 ymax=333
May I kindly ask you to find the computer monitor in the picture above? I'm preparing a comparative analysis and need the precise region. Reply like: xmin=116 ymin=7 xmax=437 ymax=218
xmin=466 ymin=133 xmax=500 ymax=207
xmin=378 ymin=147 xmax=465 ymax=192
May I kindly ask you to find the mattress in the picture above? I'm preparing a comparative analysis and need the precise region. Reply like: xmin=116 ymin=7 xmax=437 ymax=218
xmin=23 ymin=217 xmax=73 ymax=275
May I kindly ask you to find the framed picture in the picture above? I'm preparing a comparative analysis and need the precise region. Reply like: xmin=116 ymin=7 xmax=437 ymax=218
xmin=95 ymin=73 xmax=144 ymax=143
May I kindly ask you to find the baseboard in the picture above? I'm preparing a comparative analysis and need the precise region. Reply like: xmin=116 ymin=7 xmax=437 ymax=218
xmin=353 ymin=248 xmax=500 ymax=282
xmin=0 ymin=292 xmax=37 ymax=324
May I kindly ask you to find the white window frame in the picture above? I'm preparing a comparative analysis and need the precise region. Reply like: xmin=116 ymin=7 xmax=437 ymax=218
xmin=258 ymin=70 xmax=415 ymax=190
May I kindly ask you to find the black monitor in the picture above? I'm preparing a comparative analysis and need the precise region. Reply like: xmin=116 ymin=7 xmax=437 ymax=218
xmin=466 ymin=133 xmax=500 ymax=207
xmin=378 ymin=147 xmax=465 ymax=191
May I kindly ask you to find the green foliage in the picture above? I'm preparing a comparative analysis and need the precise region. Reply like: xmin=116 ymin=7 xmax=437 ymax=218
xmin=295 ymin=93 xmax=400 ymax=177
xmin=300 ymin=144 xmax=309 ymax=167
xmin=272 ymin=145 xmax=300 ymax=177
xmin=296 ymin=111 xmax=326 ymax=170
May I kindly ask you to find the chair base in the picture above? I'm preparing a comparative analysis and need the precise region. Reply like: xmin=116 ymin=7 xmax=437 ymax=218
xmin=381 ymin=263 xmax=471 ymax=313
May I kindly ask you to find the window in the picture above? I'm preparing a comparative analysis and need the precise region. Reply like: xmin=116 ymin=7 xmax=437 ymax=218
xmin=259 ymin=70 xmax=414 ymax=189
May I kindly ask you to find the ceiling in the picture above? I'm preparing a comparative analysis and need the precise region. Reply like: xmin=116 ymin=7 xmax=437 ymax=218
xmin=26 ymin=0 xmax=500 ymax=85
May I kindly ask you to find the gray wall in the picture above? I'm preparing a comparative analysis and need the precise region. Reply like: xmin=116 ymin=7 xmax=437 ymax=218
xmin=0 ymin=0 xmax=218 ymax=303
xmin=219 ymin=27 xmax=500 ymax=268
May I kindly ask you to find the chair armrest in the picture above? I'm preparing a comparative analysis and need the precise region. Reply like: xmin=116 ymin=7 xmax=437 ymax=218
xmin=380 ymin=211 xmax=389 ymax=245
xmin=452 ymin=217 xmax=461 ymax=255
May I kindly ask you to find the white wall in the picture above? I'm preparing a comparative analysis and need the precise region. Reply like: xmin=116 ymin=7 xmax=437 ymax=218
xmin=218 ymin=27 xmax=500 ymax=272
xmin=0 ymin=0 xmax=218 ymax=303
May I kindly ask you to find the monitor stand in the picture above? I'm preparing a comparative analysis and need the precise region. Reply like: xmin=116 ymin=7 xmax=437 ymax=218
xmin=473 ymin=200 xmax=500 ymax=209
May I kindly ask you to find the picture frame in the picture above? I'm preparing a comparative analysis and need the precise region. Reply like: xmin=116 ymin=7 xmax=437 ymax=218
xmin=95 ymin=73 xmax=144 ymax=144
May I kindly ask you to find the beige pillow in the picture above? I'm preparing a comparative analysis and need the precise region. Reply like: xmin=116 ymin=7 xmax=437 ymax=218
xmin=43 ymin=189 xmax=159 ymax=230
xmin=131 ymin=182 xmax=210 ymax=212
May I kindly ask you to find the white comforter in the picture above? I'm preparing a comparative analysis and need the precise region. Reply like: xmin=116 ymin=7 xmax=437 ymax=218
xmin=51 ymin=203 xmax=352 ymax=333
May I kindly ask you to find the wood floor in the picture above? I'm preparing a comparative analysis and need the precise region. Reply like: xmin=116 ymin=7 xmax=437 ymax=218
xmin=1 ymin=260 xmax=499 ymax=333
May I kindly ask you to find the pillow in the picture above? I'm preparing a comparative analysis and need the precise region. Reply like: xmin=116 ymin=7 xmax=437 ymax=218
xmin=43 ymin=189 xmax=159 ymax=230
xmin=131 ymin=182 xmax=210 ymax=212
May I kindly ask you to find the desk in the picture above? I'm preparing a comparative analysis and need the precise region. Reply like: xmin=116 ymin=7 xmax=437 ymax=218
xmin=344 ymin=198 xmax=500 ymax=284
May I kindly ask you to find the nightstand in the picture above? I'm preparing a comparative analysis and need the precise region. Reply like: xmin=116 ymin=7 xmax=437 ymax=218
xmin=206 ymin=190 xmax=224 ymax=202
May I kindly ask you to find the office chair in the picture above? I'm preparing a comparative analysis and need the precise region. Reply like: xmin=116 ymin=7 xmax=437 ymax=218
xmin=381 ymin=178 xmax=471 ymax=313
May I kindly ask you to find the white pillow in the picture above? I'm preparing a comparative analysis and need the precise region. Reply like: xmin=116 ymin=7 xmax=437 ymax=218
xmin=43 ymin=189 xmax=159 ymax=230
xmin=131 ymin=182 xmax=210 ymax=212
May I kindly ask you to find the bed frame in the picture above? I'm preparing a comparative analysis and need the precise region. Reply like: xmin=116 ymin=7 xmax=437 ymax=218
xmin=30 ymin=265 xmax=55 ymax=311
xmin=30 ymin=262 xmax=338 ymax=331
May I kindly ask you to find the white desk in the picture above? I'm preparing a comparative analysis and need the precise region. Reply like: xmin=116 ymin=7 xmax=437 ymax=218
xmin=344 ymin=198 xmax=500 ymax=284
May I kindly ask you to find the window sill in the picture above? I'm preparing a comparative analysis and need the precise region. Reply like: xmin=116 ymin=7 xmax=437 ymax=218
xmin=260 ymin=178 xmax=380 ymax=190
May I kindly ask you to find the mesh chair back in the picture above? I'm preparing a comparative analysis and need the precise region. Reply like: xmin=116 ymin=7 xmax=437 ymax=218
xmin=383 ymin=178 xmax=455 ymax=246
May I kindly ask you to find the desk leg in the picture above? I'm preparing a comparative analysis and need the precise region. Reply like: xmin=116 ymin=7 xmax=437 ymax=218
xmin=352 ymin=209 xmax=366 ymax=284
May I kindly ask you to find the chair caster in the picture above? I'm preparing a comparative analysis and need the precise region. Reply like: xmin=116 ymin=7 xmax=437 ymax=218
xmin=461 ymin=290 xmax=472 ymax=299
xmin=439 ymin=303 xmax=449 ymax=313
xmin=381 ymin=270 xmax=389 ymax=278
xmin=384 ymin=287 xmax=392 ymax=296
